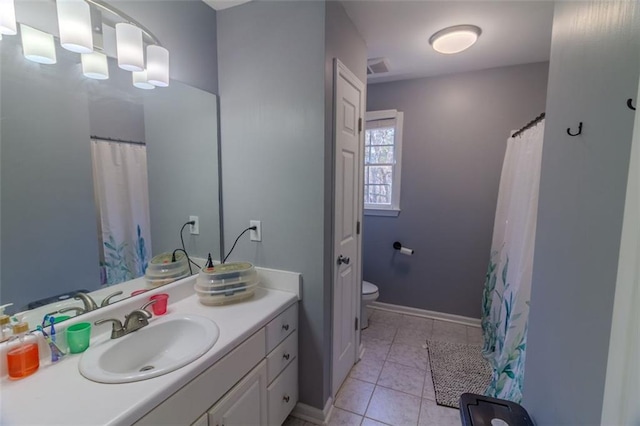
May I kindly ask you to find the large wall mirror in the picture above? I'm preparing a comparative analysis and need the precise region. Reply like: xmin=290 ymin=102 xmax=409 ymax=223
xmin=0 ymin=4 xmax=222 ymax=325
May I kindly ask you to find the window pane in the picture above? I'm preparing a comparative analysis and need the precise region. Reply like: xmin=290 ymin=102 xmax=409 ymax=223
xmin=368 ymin=165 xmax=392 ymax=185
xmin=367 ymin=127 xmax=395 ymax=146
xmin=368 ymin=145 xmax=394 ymax=164
xmin=365 ymin=184 xmax=391 ymax=204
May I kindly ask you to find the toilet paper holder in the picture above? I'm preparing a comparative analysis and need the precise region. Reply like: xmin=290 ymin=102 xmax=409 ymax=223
xmin=393 ymin=241 xmax=414 ymax=255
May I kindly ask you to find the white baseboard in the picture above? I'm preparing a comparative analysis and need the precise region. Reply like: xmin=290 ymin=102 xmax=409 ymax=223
xmin=371 ymin=301 xmax=481 ymax=327
xmin=291 ymin=397 xmax=333 ymax=425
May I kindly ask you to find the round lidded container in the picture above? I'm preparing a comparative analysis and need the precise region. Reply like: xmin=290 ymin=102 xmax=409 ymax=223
xmin=145 ymin=252 xmax=190 ymax=287
xmin=196 ymin=262 xmax=258 ymax=290
xmin=195 ymin=262 xmax=259 ymax=305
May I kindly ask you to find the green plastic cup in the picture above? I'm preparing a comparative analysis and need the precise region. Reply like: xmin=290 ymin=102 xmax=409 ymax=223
xmin=67 ymin=322 xmax=91 ymax=353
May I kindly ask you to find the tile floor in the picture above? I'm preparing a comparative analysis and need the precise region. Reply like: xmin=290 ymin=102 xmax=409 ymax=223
xmin=284 ymin=308 xmax=483 ymax=426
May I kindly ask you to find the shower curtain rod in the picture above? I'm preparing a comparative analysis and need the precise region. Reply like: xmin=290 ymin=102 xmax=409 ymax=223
xmin=91 ymin=135 xmax=146 ymax=146
xmin=511 ymin=112 xmax=546 ymax=139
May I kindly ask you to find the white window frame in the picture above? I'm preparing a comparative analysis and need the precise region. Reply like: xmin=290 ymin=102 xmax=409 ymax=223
xmin=364 ymin=109 xmax=403 ymax=217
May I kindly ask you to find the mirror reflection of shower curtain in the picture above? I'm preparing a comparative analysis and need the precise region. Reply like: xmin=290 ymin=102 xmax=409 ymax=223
xmin=91 ymin=139 xmax=151 ymax=285
xmin=481 ymin=120 xmax=544 ymax=403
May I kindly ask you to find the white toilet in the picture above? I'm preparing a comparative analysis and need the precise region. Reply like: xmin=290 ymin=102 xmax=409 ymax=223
xmin=361 ymin=280 xmax=379 ymax=329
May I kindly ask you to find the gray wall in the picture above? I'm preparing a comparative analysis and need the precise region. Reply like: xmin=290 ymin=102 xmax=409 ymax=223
xmin=217 ymin=1 xmax=327 ymax=409
xmin=218 ymin=0 xmax=366 ymax=409
xmin=364 ymin=62 xmax=549 ymax=318
xmin=145 ymin=84 xmax=220 ymax=260
xmin=524 ymin=2 xmax=640 ymax=424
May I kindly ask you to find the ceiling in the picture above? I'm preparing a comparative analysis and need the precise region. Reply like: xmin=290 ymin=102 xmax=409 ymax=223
xmin=204 ymin=0 xmax=554 ymax=84
xmin=340 ymin=0 xmax=554 ymax=84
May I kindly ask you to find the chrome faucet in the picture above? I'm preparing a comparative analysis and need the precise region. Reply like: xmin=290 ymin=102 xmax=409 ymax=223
xmin=100 ymin=291 xmax=124 ymax=307
xmin=74 ymin=292 xmax=99 ymax=312
xmin=94 ymin=300 xmax=157 ymax=339
xmin=59 ymin=306 xmax=85 ymax=316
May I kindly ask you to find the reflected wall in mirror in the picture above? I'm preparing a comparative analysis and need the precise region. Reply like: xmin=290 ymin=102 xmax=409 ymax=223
xmin=0 ymin=14 xmax=221 ymax=322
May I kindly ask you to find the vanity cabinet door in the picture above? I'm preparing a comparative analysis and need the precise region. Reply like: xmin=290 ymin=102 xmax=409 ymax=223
xmin=209 ymin=360 xmax=268 ymax=426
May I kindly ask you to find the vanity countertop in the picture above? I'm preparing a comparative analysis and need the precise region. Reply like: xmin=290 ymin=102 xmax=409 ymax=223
xmin=0 ymin=276 xmax=298 ymax=425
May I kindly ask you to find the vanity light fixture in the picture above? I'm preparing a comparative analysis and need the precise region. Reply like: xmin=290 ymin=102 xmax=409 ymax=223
xmin=132 ymin=69 xmax=155 ymax=90
xmin=20 ymin=24 xmax=57 ymax=64
xmin=429 ymin=25 xmax=481 ymax=55
xmin=81 ymin=51 xmax=109 ymax=79
xmin=146 ymin=45 xmax=169 ymax=87
xmin=115 ymin=22 xmax=144 ymax=72
xmin=57 ymin=0 xmax=93 ymax=53
xmin=0 ymin=0 xmax=17 ymax=35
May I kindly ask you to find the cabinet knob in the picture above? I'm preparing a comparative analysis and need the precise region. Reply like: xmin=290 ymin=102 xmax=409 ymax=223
xmin=282 ymin=324 xmax=289 ymax=331
xmin=283 ymin=353 xmax=290 ymax=360
xmin=283 ymin=395 xmax=290 ymax=403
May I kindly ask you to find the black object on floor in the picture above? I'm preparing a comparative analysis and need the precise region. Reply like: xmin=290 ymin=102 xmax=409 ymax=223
xmin=459 ymin=393 xmax=534 ymax=426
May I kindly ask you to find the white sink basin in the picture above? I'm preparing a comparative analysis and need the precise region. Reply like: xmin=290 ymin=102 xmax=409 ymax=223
xmin=79 ymin=314 xmax=219 ymax=383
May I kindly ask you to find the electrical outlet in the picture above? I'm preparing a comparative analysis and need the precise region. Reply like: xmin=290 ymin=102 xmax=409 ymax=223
xmin=250 ymin=220 xmax=261 ymax=242
xmin=189 ymin=216 xmax=199 ymax=235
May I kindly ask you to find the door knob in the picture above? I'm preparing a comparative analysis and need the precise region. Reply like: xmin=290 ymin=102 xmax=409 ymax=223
xmin=337 ymin=255 xmax=350 ymax=265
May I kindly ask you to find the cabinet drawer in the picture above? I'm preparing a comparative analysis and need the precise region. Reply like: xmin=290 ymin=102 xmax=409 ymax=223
xmin=265 ymin=303 xmax=298 ymax=353
xmin=267 ymin=330 xmax=297 ymax=383
xmin=267 ymin=360 xmax=298 ymax=426
xmin=136 ymin=329 xmax=266 ymax=426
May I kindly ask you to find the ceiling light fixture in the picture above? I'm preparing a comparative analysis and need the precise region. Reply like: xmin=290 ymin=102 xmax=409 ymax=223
xmin=57 ymin=0 xmax=93 ymax=53
xmin=20 ymin=24 xmax=57 ymax=64
xmin=81 ymin=51 xmax=109 ymax=79
xmin=0 ymin=0 xmax=17 ymax=35
xmin=132 ymin=69 xmax=155 ymax=90
xmin=115 ymin=22 xmax=144 ymax=71
xmin=146 ymin=45 xmax=169 ymax=87
xmin=429 ymin=25 xmax=481 ymax=55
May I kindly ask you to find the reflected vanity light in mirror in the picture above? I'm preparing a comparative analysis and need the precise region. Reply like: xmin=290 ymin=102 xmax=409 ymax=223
xmin=81 ymin=51 xmax=109 ymax=79
xmin=146 ymin=45 xmax=169 ymax=87
xmin=0 ymin=0 xmax=17 ymax=35
xmin=132 ymin=69 xmax=155 ymax=90
xmin=56 ymin=0 xmax=93 ymax=54
xmin=115 ymin=22 xmax=144 ymax=72
xmin=20 ymin=24 xmax=56 ymax=64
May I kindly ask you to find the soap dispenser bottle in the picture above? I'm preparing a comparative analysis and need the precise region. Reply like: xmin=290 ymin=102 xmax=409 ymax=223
xmin=6 ymin=322 xmax=40 ymax=379
xmin=0 ymin=304 xmax=13 ymax=342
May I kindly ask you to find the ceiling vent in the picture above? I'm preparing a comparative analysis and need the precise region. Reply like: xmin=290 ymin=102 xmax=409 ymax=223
xmin=367 ymin=57 xmax=390 ymax=75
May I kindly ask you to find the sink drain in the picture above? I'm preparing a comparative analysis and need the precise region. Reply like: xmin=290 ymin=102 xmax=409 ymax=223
xmin=139 ymin=365 xmax=155 ymax=372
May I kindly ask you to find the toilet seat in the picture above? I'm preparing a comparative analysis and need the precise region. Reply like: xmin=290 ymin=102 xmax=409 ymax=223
xmin=362 ymin=281 xmax=379 ymax=301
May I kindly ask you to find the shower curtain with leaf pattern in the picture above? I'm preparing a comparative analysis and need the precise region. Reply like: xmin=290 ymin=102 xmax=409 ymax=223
xmin=91 ymin=139 xmax=151 ymax=285
xmin=481 ymin=120 xmax=544 ymax=403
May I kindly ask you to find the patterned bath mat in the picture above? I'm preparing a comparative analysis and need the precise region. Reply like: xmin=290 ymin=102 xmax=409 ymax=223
xmin=426 ymin=340 xmax=491 ymax=409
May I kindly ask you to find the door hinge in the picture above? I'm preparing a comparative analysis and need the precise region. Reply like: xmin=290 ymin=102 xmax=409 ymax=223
xmin=358 ymin=117 xmax=363 ymax=133
xmin=356 ymin=221 xmax=360 ymax=235
xmin=355 ymin=317 xmax=359 ymax=330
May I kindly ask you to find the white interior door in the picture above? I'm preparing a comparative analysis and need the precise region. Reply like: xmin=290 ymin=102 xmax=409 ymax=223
xmin=332 ymin=59 xmax=364 ymax=397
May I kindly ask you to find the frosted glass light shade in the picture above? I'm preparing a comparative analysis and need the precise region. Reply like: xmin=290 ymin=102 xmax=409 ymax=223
xmin=146 ymin=45 xmax=169 ymax=87
xmin=21 ymin=24 xmax=57 ymax=64
xmin=82 ymin=51 xmax=109 ymax=80
xmin=57 ymin=0 xmax=93 ymax=53
xmin=429 ymin=25 xmax=481 ymax=55
xmin=132 ymin=70 xmax=155 ymax=90
xmin=116 ymin=23 xmax=143 ymax=71
xmin=0 ymin=0 xmax=17 ymax=35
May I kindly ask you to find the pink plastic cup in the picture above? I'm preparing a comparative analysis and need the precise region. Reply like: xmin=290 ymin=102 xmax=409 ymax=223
xmin=150 ymin=293 xmax=169 ymax=315
xmin=131 ymin=289 xmax=148 ymax=297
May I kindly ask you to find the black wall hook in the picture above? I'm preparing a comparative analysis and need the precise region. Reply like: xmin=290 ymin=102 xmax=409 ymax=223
xmin=567 ymin=122 xmax=583 ymax=136
xmin=628 ymin=98 xmax=636 ymax=111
